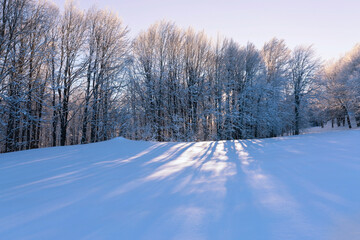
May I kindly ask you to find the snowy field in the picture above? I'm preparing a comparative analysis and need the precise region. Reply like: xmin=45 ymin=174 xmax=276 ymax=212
xmin=1 ymin=129 xmax=360 ymax=240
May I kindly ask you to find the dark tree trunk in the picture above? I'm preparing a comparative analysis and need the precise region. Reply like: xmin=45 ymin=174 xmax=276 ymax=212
xmin=294 ymin=93 xmax=300 ymax=135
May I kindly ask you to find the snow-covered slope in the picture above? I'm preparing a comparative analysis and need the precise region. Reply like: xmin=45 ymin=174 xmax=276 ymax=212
xmin=1 ymin=130 xmax=360 ymax=240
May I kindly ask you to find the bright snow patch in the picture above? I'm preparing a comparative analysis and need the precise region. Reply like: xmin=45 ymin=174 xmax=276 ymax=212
xmin=1 ymin=130 xmax=360 ymax=239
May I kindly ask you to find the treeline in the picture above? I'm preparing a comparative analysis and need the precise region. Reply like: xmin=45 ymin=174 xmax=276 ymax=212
xmin=0 ymin=0 xmax=359 ymax=153
xmin=0 ymin=0 xmax=128 ymax=152
xmin=124 ymin=22 xmax=322 ymax=141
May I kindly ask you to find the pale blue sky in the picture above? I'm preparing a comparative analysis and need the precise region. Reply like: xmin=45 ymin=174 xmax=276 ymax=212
xmin=53 ymin=0 xmax=360 ymax=60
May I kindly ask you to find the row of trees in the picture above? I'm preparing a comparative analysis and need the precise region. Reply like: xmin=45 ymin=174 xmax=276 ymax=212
xmin=0 ymin=0 xmax=128 ymax=152
xmin=0 ymin=0 xmax=358 ymax=153
xmin=123 ymin=22 xmax=321 ymax=141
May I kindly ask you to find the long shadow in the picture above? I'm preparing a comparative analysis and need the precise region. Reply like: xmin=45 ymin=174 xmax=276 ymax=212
xmin=208 ymin=140 xmax=268 ymax=239
xmin=6 ymin=133 xmax=353 ymax=239
xmin=0 ymin=141 xmax=162 ymax=196
xmin=103 ymin=140 xmax=219 ymax=200
xmin=240 ymin=134 xmax=360 ymax=240
xmin=0 ymin=139 xmax=199 ymax=238
xmin=97 ymin=141 xmax=233 ymax=239
xmin=227 ymin=139 xmax=318 ymax=239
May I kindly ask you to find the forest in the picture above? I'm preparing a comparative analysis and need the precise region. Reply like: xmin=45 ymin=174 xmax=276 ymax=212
xmin=1 ymin=0 xmax=359 ymax=153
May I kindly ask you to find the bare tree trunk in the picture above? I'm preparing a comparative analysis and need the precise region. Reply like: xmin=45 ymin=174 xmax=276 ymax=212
xmin=294 ymin=93 xmax=300 ymax=135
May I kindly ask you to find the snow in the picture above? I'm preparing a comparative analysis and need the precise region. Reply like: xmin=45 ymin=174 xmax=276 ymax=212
xmin=1 ymin=130 xmax=360 ymax=239
xmin=302 ymin=118 xmax=357 ymax=134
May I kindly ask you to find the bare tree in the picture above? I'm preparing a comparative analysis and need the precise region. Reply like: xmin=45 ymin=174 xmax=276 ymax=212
xmin=82 ymin=8 xmax=128 ymax=143
xmin=56 ymin=1 xmax=85 ymax=146
xmin=259 ymin=38 xmax=290 ymax=137
xmin=289 ymin=46 xmax=321 ymax=135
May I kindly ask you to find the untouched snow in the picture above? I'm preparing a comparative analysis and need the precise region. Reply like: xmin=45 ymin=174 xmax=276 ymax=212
xmin=1 ymin=130 xmax=360 ymax=240
xmin=302 ymin=119 xmax=357 ymax=134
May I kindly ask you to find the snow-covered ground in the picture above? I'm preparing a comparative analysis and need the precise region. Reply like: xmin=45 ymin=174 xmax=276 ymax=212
xmin=302 ymin=117 xmax=357 ymax=134
xmin=1 ymin=130 xmax=360 ymax=240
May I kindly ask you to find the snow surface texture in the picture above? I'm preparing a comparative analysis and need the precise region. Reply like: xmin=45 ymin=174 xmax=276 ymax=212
xmin=1 ymin=130 xmax=360 ymax=240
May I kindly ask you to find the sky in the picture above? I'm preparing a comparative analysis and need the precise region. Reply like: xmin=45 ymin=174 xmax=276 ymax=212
xmin=52 ymin=0 xmax=360 ymax=61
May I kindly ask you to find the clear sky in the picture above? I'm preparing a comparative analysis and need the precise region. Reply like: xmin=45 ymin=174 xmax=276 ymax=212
xmin=52 ymin=0 xmax=360 ymax=61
